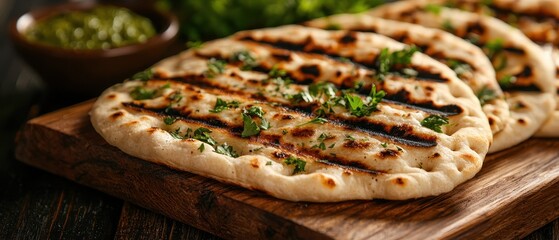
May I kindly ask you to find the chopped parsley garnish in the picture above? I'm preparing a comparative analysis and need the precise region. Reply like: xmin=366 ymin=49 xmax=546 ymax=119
xmin=231 ymin=50 xmax=257 ymax=70
xmin=284 ymin=156 xmax=306 ymax=174
xmin=492 ymin=55 xmax=508 ymax=71
xmin=268 ymin=65 xmax=287 ymax=78
xmin=131 ymin=68 xmax=153 ymax=81
xmin=289 ymin=91 xmax=314 ymax=103
xmin=198 ymin=143 xmax=205 ymax=152
xmin=130 ymin=86 xmax=156 ymax=100
xmin=169 ymin=128 xmax=185 ymax=139
xmin=308 ymin=82 xmax=337 ymax=98
xmin=381 ymin=142 xmax=388 ymax=148
xmin=484 ymin=38 xmax=504 ymax=59
xmin=447 ymin=60 xmax=472 ymax=77
xmin=241 ymin=106 xmax=269 ymax=137
xmin=375 ymin=46 xmax=418 ymax=80
xmin=169 ymin=92 xmax=183 ymax=103
xmin=498 ymin=75 xmax=516 ymax=88
xmin=193 ymin=127 xmax=217 ymax=146
xmin=476 ymin=86 xmax=498 ymax=105
xmin=345 ymin=134 xmax=355 ymax=141
xmin=266 ymin=161 xmax=273 ymax=166
xmin=298 ymin=117 xmax=328 ymax=127
xmin=186 ymin=40 xmax=203 ymax=49
xmin=242 ymin=114 xmax=261 ymax=137
xmin=163 ymin=116 xmax=177 ymax=125
xmin=168 ymin=127 xmax=239 ymax=158
xmin=205 ymin=58 xmax=226 ymax=78
xmin=312 ymin=142 xmax=326 ymax=150
xmin=342 ymin=85 xmax=385 ymax=117
xmin=214 ymin=143 xmax=239 ymax=157
xmin=245 ymin=106 xmax=265 ymax=118
xmin=421 ymin=115 xmax=449 ymax=133
xmin=325 ymin=23 xmax=342 ymax=30
xmin=312 ymin=133 xmax=332 ymax=151
xmin=425 ymin=4 xmax=442 ymax=15
xmin=209 ymin=98 xmax=240 ymax=113
xmin=442 ymin=20 xmax=455 ymax=32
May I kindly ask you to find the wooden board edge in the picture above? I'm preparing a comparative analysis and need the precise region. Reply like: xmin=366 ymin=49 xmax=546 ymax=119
xmin=14 ymin=119 xmax=332 ymax=240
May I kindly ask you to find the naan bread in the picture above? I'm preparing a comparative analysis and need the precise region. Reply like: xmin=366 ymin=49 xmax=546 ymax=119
xmin=369 ymin=0 xmax=556 ymax=152
xmin=304 ymin=13 xmax=510 ymax=142
xmin=438 ymin=0 xmax=559 ymax=136
xmin=91 ymin=26 xmax=491 ymax=202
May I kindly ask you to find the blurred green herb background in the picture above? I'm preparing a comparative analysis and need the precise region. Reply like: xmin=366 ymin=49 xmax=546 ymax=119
xmin=157 ymin=0 xmax=385 ymax=41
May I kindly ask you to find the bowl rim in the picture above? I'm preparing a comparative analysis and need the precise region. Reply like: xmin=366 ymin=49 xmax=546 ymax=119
xmin=9 ymin=1 xmax=179 ymax=58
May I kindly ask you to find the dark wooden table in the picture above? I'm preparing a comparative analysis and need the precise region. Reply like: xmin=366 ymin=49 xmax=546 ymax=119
xmin=0 ymin=0 xmax=557 ymax=239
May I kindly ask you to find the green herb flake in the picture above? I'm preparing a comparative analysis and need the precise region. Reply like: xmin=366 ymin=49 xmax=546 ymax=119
xmin=193 ymin=127 xmax=217 ymax=146
xmin=231 ymin=50 xmax=257 ymax=70
xmin=289 ymin=91 xmax=314 ymax=103
xmin=163 ymin=116 xmax=177 ymax=125
xmin=241 ymin=113 xmax=261 ymax=137
xmin=308 ymin=82 xmax=337 ymax=98
xmin=130 ymin=86 xmax=156 ymax=100
xmin=282 ymin=129 xmax=288 ymax=135
xmin=345 ymin=134 xmax=355 ymax=141
xmin=447 ymin=60 xmax=472 ymax=76
xmin=214 ymin=143 xmax=239 ymax=158
xmin=241 ymin=106 xmax=270 ymax=137
xmin=266 ymin=161 xmax=273 ymax=166
xmin=131 ymin=68 xmax=153 ymax=81
xmin=186 ymin=40 xmax=203 ymax=49
xmin=420 ymin=115 xmax=449 ymax=133
xmin=484 ymin=38 xmax=504 ymax=59
xmin=209 ymin=98 xmax=240 ymax=113
xmin=375 ymin=46 xmax=418 ymax=80
xmin=425 ymin=4 xmax=442 ymax=15
xmin=205 ymin=58 xmax=226 ymax=78
xmin=442 ymin=20 xmax=455 ymax=32
xmin=325 ymin=23 xmax=342 ymax=30
xmin=298 ymin=117 xmax=328 ymax=127
xmin=381 ymin=142 xmax=388 ymax=148
xmin=284 ymin=156 xmax=306 ymax=174
xmin=476 ymin=86 xmax=498 ymax=106
xmin=245 ymin=106 xmax=265 ymax=118
xmin=268 ymin=65 xmax=287 ymax=78
xmin=498 ymin=75 xmax=516 ymax=88
xmin=169 ymin=128 xmax=185 ymax=139
xmin=312 ymin=142 xmax=326 ymax=150
xmin=342 ymin=85 xmax=385 ymax=117
xmin=198 ymin=143 xmax=205 ymax=152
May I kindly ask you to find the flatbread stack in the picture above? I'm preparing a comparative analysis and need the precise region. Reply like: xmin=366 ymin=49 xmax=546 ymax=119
xmin=304 ymin=14 xmax=513 ymax=152
xmin=368 ymin=0 xmax=557 ymax=151
xmin=91 ymin=25 xmax=491 ymax=202
xmin=90 ymin=0 xmax=556 ymax=202
xmin=437 ymin=0 xmax=559 ymax=136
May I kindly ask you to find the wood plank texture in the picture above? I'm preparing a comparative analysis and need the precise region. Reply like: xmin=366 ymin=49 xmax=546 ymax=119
xmin=15 ymin=101 xmax=559 ymax=240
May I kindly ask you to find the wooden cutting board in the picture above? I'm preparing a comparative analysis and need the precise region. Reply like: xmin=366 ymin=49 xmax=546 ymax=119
xmin=15 ymin=101 xmax=559 ymax=240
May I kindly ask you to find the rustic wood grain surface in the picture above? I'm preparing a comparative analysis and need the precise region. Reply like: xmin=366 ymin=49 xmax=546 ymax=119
xmin=1 ymin=0 xmax=558 ymax=239
xmin=13 ymin=100 xmax=559 ymax=239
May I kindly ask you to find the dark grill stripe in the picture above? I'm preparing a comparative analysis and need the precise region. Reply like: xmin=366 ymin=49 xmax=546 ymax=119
xmin=187 ymin=42 xmax=462 ymax=116
xmin=238 ymin=36 xmax=450 ymax=83
xmin=121 ymin=102 xmax=387 ymax=174
xmin=125 ymin=80 xmax=438 ymax=147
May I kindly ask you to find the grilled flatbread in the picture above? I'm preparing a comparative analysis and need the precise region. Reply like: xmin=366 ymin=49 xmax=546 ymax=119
xmin=91 ymin=26 xmax=491 ymax=202
xmin=304 ymin=14 xmax=510 ymax=149
xmin=369 ymin=0 xmax=556 ymax=152
xmin=436 ymin=0 xmax=559 ymax=136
